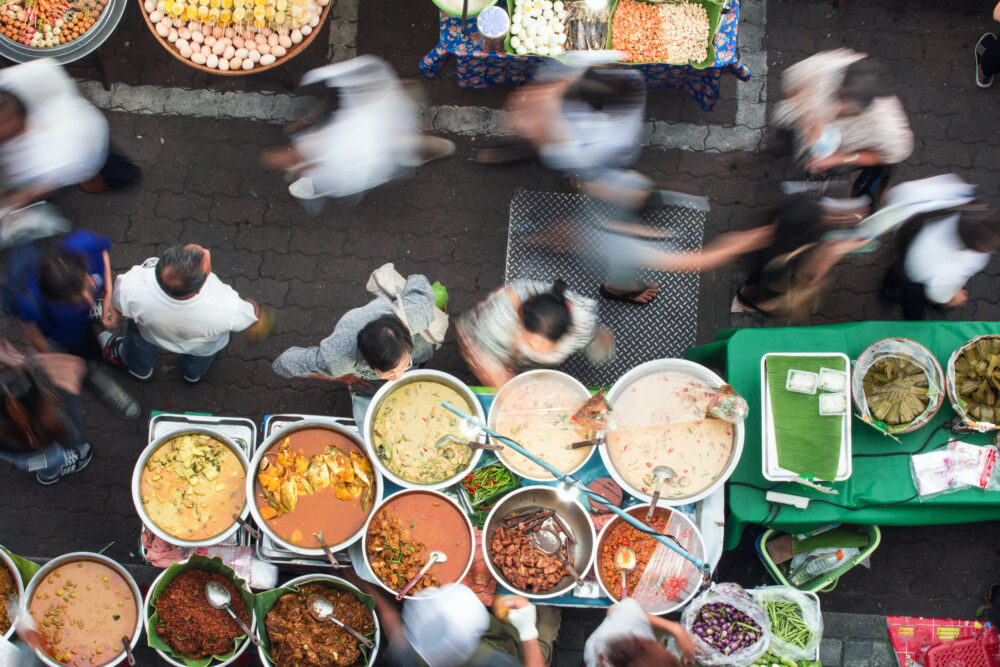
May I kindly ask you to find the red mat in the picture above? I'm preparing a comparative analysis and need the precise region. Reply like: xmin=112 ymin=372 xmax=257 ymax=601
xmin=886 ymin=616 xmax=999 ymax=666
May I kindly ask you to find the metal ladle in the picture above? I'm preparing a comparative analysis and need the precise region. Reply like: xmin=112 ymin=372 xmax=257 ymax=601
xmin=395 ymin=551 xmax=447 ymax=601
xmin=433 ymin=434 xmax=502 ymax=451
xmin=205 ymin=581 xmax=260 ymax=647
xmin=614 ymin=546 xmax=636 ymax=600
xmin=307 ymin=593 xmax=375 ymax=649
xmin=530 ymin=528 xmax=584 ymax=585
xmin=644 ymin=465 xmax=677 ymax=523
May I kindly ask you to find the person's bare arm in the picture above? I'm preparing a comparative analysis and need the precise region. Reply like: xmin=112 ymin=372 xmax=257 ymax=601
xmin=796 ymin=236 xmax=871 ymax=284
xmin=647 ymin=225 xmax=776 ymax=274
xmin=993 ymin=1 xmax=1000 ymax=22
xmin=100 ymin=251 xmax=120 ymax=328
xmin=646 ymin=615 xmax=697 ymax=667
xmin=522 ymin=639 xmax=545 ymax=667
xmin=806 ymin=148 xmax=883 ymax=172
xmin=19 ymin=321 xmax=48 ymax=352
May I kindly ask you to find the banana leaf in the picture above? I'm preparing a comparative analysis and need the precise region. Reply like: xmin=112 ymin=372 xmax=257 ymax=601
xmin=254 ymin=579 xmax=377 ymax=666
xmin=766 ymin=355 xmax=845 ymax=481
xmin=1 ymin=546 xmax=40 ymax=584
xmin=145 ymin=555 xmax=255 ymax=667
xmin=605 ymin=0 xmax=722 ymax=69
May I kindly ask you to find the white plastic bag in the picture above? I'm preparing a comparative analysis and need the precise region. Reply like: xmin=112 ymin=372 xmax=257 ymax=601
xmin=681 ymin=583 xmax=771 ymax=666
xmin=751 ymin=586 xmax=823 ymax=661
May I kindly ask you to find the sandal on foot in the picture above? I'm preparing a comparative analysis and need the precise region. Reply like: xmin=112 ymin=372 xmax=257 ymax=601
xmin=599 ymin=283 xmax=657 ymax=305
xmin=976 ymin=33 xmax=997 ymax=88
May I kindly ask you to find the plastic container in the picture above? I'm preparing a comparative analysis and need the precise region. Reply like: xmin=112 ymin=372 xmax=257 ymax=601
xmin=476 ymin=6 xmax=509 ymax=52
xmin=818 ymin=393 xmax=848 ymax=416
xmin=754 ymin=525 xmax=881 ymax=593
xmin=926 ymin=638 xmax=991 ymax=667
xmin=785 ymin=369 xmax=819 ymax=395
xmin=818 ymin=368 xmax=848 ymax=393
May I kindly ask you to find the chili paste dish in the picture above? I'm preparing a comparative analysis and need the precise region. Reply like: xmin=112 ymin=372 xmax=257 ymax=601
xmin=154 ymin=570 xmax=251 ymax=660
xmin=0 ymin=560 xmax=17 ymax=637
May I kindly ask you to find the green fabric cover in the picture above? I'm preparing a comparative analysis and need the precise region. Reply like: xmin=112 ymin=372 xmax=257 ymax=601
xmin=685 ymin=321 xmax=1000 ymax=551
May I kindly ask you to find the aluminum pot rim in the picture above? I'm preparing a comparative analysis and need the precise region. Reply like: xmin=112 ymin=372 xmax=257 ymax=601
xmin=362 ymin=369 xmax=485 ymax=491
xmin=246 ymin=418 xmax=384 ymax=557
xmin=360 ymin=489 xmax=475 ymax=600
xmin=0 ymin=548 xmax=24 ymax=642
xmin=487 ymin=369 xmax=596 ymax=482
xmin=480 ymin=486 xmax=597 ymax=600
xmin=24 ymin=552 xmax=143 ymax=667
xmin=131 ymin=427 xmax=251 ymax=549
xmin=600 ymin=358 xmax=745 ymax=506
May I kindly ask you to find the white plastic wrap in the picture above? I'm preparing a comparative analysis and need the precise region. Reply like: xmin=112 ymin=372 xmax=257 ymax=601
xmin=947 ymin=335 xmax=1000 ymax=432
xmin=750 ymin=586 xmax=823 ymax=661
xmin=852 ymin=338 xmax=943 ymax=435
xmin=681 ymin=583 xmax=770 ymax=666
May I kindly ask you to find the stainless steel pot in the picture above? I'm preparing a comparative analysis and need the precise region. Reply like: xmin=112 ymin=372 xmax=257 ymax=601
xmin=362 ymin=370 xmax=485 ymax=490
xmin=482 ymin=486 xmax=596 ymax=600
xmin=0 ymin=0 xmax=126 ymax=64
xmin=0 ymin=548 xmax=23 ymax=642
xmin=131 ymin=428 xmax=250 ymax=548
xmin=246 ymin=418 xmax=383 ymax=557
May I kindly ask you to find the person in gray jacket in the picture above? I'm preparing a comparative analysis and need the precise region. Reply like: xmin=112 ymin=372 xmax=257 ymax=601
xmin=272 ymin=274 xmax=438 ymax=421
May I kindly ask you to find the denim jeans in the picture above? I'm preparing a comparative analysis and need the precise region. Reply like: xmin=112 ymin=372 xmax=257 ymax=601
xmin=0 ymin=390 xmax=86 ymax=478
xmin=121 ymin=320 xmax=218 ymax=380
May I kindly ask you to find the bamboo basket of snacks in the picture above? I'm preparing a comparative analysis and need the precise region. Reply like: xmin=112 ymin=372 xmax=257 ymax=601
xmin=0 ymin=0 xmax=126 ymax=63
xmin=947 ymin=334 xmax=1000 ymax=431
xmin=138 ymin=0 xmax=332 ymax=75
xmin=851 ymin=338 xmax=944 ymax=436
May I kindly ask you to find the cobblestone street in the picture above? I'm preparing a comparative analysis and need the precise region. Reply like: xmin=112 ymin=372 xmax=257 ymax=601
xmin=0 ymin=0 xmax=999 ymax=665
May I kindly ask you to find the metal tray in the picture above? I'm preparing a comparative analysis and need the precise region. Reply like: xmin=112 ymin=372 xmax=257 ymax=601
xmin=139 ymin=412 xmax=257 ymax=561
xmin=253 ymin=414 xmax=357 ymax=569
xmin=0 ymin=0 xmax=126 ymax=64
xmin=761 ymin=352 xmax=853 ymax=483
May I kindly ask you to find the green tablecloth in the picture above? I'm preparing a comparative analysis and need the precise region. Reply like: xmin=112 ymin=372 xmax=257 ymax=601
xmin=685 ymin=321 xmax=1000 ymax=550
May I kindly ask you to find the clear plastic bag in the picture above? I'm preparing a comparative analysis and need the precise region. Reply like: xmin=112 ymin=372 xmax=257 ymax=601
xmin=910 ymin=441 xmax=999 ymax=500
xmin=681 ymin=583 xmax=771 ymax=666
xmin=852 ymin=338 xmax=943 ymax=435
xmin=750 ymin=586 xmax=823 ymax=661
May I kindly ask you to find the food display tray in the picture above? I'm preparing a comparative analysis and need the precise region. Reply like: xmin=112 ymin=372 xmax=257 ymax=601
xmin=761 ymin=352 xmax=853 ymax=483
xmin=139 ymin=412 xmax=256 ymax=562
xmin=253 ymin=414 xmax=358 ymax=569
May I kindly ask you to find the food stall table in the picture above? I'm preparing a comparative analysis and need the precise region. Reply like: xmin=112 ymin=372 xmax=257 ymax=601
xmin=684 ymin=321 xmax=1000 ymax=551
xmin=418 ymin=0 xmax=751 ymax=111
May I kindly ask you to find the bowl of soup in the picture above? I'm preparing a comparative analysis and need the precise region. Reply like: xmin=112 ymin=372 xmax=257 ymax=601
xmin=248 ymin=419 xmax=384 ymax=557
xmin=363 ymin=370 xmax=486 ymax=490
xmin=595 ymin=505 xmax=706 ymax=615
xmin=361 ymin=490 xmax=475 ymax=600
xmin=26 ymin=552 xmax=142 ymax=667
xmin=601 ymin=359 xmax=744 ymax=506
xmin=488 ymin=370 xmax=594 ymax=481
xmin=0 ymin=548 xmax=23 ymax=641
xmin=132 ymin=429 xmax=250 ymax=548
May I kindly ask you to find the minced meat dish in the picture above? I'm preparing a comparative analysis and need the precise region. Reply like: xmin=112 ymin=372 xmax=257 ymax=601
xmin=0 ymin=565 xmax=14 ymax=634
xmin=265 ymin=583 xmax=375 ymax=667
xmin=155 ymin=570 xmax=250 ymax=659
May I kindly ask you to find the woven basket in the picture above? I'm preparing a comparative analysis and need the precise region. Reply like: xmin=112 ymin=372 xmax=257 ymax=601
xmin=137 ymin=0 xmax=332 ymax=76
xmin=851 ymin=337 xmax=944 ymax=435
xmin=946 ymin=334 xmax=1000 ymax=432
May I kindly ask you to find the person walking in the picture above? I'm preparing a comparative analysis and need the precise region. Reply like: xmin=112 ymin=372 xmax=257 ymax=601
xmin=583 ymin=598 xmax=697 ymax=667
xmin=99 ymin=244 xmax=259 ymax=383
xmin=976 ymin=3 xmax=1000 ymax=87
xmin=2 ymin=230 xmax=139 ymax=418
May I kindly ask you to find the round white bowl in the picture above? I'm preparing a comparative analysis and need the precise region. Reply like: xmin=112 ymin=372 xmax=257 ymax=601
xmin=0 ymin=548 xmax=23 ymax=642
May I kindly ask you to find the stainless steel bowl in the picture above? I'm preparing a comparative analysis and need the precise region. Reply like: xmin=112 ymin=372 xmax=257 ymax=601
xmin=256 ymin=574 xmax=381 ymax=666
xmin=360 ymin=490 xmax=475 ymax=600
xmin=482 ymin=486 xmax=596 ymax=600
xmin=594 ymin=505 xmax=706 ymax=614
xmin=602 ymin=358 xmax=745 ymax=506
xmin=143 ymin=563 xmax=257 ymax=667
xmin=246 ymin=418 xmax=384 ymax=557
xmin=0 ymin=0 xmax=126 ymax=64
xmin=363 ymin=370 xmax=485 ymax=490
xmin=132 ymin=428 xmax=250 ymax=548
xmin=0 ymin=548 xmax=23 ymax=642
xmin=25 ymin=552 xmax=143 ymax=667
xmin=487 ymin=369 xmax=595 ymax=482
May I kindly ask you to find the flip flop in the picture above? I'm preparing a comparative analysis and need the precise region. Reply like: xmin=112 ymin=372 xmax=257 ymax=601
xmin=599 ymin=283 xmax=657 ymax=305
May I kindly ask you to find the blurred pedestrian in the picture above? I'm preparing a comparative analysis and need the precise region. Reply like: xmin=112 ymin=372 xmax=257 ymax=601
xmin=261 ymin=55 xmax=454 ymax=208
xmin=774 ymin=49 xmax=913 ymax=203
xmin=100 ymin=244 xmax=259 ymax=383
xmin=882 ymin=204 xmax=1000 ymax=320
xmin=735 ymin=196 xmax=869 ymax=321
xmin=584 ymin=598 xmax=697 ymax=667
xmin=975 ymin=3 xmax=1000 ymax=88
xmin=0 ymin=339 xmax=90 ymax=485
xmin=1 ymin=230 xmax=138 ymax=418
xmin=456 ymin=279 xmax=612 ymax=387
xmin=0 ymin=59 xmax=138 ymax=211
xmin=272 ymin=271 xmax=440 ymax=423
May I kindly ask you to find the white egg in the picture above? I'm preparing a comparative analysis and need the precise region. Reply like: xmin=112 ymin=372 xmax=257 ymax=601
xmin=224 ymin=27 xmax=235 ymax=37
xmin=537 ymin=24 xmax=550 ymax=37
xmin=301 ymin=24 xmax=312 ymax=35
xmin=510 ymin=35 xmax=521 ymax=48
xmin=206 ymin=53 xmax=219 ymax=68
xmin=550 ymin=44 xmax=562 ymax=55
xmin=242 ymin=58 xmax=254 ymax=70
xmin=171 ymin=17 xmax=183 ymax=27
xmin=155 ymin=21 xmax=170 ymax=36
xmin=542 ymin=8 xmax=552 ymax=18
xmin=179 ymin=44 xmax=193 ymax=58
xmin=511 ymin=11 xmax=521 ymax=23
xmin=175 ymin=38 xmax=188 ymax=50
xmin=509 ymin=23 xmax=520 ymax=34
xmin=178 ymin=26 xmax=191 ymax=39
xmin=271 ymin=45 xmax=287 ymax=56
xmin=218 ymin=58 xmax=230 ymax=71
xmin=308 ymin=13 xmax=319 ymax=26
xmin=233 ymin=35 xmax=244 ymax=47
xmin=257 ymin=42 xmax=270 ymax=54
xmin=212 ymin=39 xmax=226 ymax=54
xmin=167 ymin=28 xmax=178 ymax=42
xmin=516 ymin=45 xmax=527 ymax=55
xmin=260 ymin=54 xmax=276 ymax=65
xmin=552 ymin=21 xmax=563 ymax=33
xmin=525 ymin=23 xmax=536 ymax=37
xmin=223 ymin=45 xmax=235 ymax=59
xmin=150 ymin=10 xmax=163 ymax=22
xmin=536 ymin=45 xmax=549 ymax=55
xmin=524 ymin=38 xmax=536 ymax=51
xmin=230 ymin=56 xmax=242 ymax=68
xmin=212 ymin=25 xmax=224 ymax=38
xmin=249 ymin=49 xmax=261 ymax=62
xmin=553 ymin=0 xmax=563 ymax=10
xmin=557 ymin=32 xmax=566 ymax=43
xmin=548 ymin=33 xmax=559 ymax=46
xmin=191 ymin=52 xmax=206 ymax=64
xmin=200 ymin=44 xmax=211 ymax=55
xmin=235 ymin=47 xmax=248 ymax=58
xmin=278 ymin=34 xmax=292 ymax=47
xmin=291 ymin=29 xmax=303 ymax=43
xmin=204 ymin=35 xmax=216 ymax=46
xmin=144 ymin=0 xmax=156 ymax=11
xmin=556 ymin=9 xmax=566 ymax=19
xmin=268 ymin=33 xmax=278 ymax=46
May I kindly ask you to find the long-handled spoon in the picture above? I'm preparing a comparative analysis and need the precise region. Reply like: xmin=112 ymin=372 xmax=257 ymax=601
xmin=205 ymin=581 xmax=260 ymax=647
xmin=614 ymin=546 xmax=636 ymax=600
xmin=307 ymin=593 xmax=375 ymax=649
xmin=530 ymin=528 xmax=584 ymax=585
xmin=395 ymin=551 xmax=447 ymax=601
xmin=644 ymin=466 xmax=677 ymax=523
xmin=433 ymin=434 xmax=502 ymax=451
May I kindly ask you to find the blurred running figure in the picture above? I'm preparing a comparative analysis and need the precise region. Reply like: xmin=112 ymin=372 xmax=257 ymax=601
xmin=974 ymin=2 xmax=1000 ymax=88
xmin=774 ymin=49 xmax=913 ymax=203
xmin=261 ymin=55 xmax=454 ymax=207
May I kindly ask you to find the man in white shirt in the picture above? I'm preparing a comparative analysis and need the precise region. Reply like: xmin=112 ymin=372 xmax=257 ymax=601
xmin=99 ymin=244 xmax=259 ymax=383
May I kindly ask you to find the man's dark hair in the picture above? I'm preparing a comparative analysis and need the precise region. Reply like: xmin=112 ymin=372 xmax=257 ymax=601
xmin=520 ymin=279 xmax=571 ymax=342
xmin=602 ymin=636 xmax=681 ymax=667
xmin=155 ymin=244 xmax=208 ymax=299
xmin=839 ymin=58 xmax=884 ymax=114
xmin=570 ymin=67 xmax=645 ymax=112
xmin=357 ymin=315 xmax=413 ymax=373
xmin=37 ymin=242 xmax=88 ymax=302
xmin=0 ymin=92 xmax=27 ymax=121
xmin=957 ymin=206 xmax=1000 ymax=254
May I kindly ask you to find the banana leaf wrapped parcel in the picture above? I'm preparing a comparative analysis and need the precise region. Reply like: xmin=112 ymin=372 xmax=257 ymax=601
xmin=947 ymin=334 xmax=1000 ymax=431
xmin=852 ymin=338 xmax=943 ymax=435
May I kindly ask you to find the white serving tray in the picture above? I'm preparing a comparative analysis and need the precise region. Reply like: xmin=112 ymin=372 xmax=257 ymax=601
xmin=761 ymin=352 xmax=852 ymax=483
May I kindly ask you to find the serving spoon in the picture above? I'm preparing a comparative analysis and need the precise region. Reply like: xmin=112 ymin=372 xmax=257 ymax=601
xmin=614 ymin=546 xmax=636 ymax=600
xmin=307 ymin=593 xmax=375 ymax=649
xmin=644 ymin=466 xmax=677 ymax=523
xmin=314 ymin=532 xmax=349 ymax=569
xmin=433 ymin=434 xmax=503 ymax=451
xmin=120 ymin=638 xmax=135 ymax=666
xmin=530 ymin=528 xmax=584 ymax=585
xmin=205 ymin=581 xmax=261 ymax=647
xmin=395 ymin=551 xmax=447 ymax=601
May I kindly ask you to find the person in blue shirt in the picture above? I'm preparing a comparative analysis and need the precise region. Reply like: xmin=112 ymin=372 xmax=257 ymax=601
xmin=3 ymin=230 xmax=138 ymax=418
